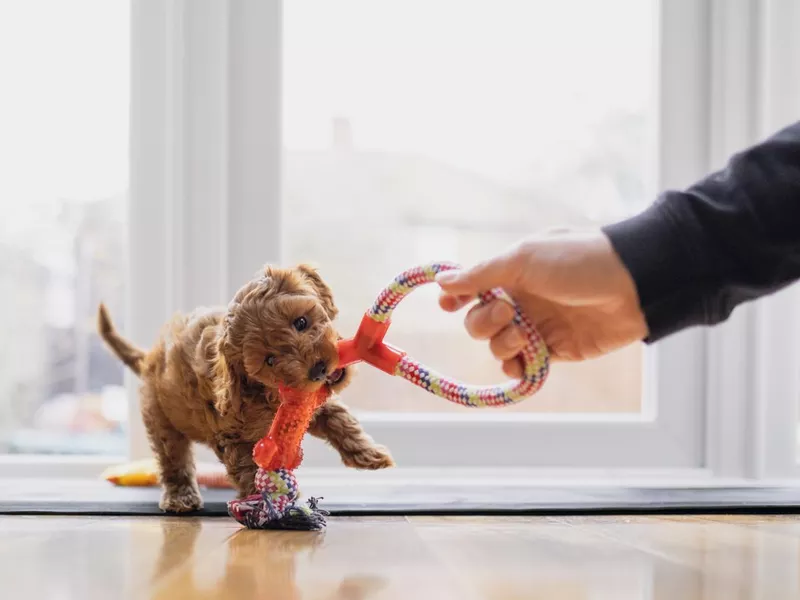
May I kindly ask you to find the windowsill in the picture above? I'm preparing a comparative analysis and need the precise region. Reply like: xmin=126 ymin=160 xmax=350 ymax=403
xmin=1 ymin=457 xmax=800 ymax=488
xmin=0 ymin=454 xmax=125 ymax=479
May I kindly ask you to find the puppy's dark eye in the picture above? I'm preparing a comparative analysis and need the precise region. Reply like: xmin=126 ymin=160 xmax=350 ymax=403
xmin=265 ymin=355 xmax=275 ymax=367
xmin=293 ymin=316 xmax=308 ymax=332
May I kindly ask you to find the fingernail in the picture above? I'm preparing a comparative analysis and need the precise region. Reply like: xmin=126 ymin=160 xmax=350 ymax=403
xmin=491 ymin=301 xmax=513 ymax=325
xmin=435 ymin=271 xmax=460 ymax=284
xmin=508 ymin=328 xmax=524 ymax=347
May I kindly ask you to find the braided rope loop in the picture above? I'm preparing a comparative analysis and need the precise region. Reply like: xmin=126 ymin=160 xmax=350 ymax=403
xmin=369 ymin=262 xmax=550 ymax=407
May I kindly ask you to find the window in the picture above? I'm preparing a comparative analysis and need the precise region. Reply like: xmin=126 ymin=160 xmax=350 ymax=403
xmin=0 ymin=1 xmax=129 ymax=456
xmin=126 ymin=0 xmax=707 ymax=474
xmin=278 ymin=0 xmax=709 ymax=471
xmin=283 ymin=0 xmax=653 ymax=415
xmin=119 ymin=0 xmax=800 ymax=482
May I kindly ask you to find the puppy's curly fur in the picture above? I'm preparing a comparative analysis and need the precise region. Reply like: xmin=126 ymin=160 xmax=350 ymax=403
xmin=98 ymin=264 xmax=394 ymax=513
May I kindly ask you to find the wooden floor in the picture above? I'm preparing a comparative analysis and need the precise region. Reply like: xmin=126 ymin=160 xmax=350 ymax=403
xmin=3 ymin=514 xmax=800 ymax=599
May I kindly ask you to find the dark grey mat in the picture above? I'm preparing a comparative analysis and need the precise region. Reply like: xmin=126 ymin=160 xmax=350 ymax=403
xmin=1 ymin=480 xmax=799 ymax=516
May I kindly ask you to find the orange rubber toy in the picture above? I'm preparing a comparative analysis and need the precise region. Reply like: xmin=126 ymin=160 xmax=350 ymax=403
xmin=227 ymin=385 xmax=331 ymax=530
xmin=252 ymin=385 xmax=331 ymax=471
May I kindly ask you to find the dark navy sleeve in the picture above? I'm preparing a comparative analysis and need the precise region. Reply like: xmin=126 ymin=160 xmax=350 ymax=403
xmin=602 ymin=121 xmax=800 ymax=342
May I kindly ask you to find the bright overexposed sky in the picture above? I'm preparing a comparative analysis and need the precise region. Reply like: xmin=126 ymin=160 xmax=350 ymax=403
xmin=0 ymin=0 xmax=129 ymax=253
xmin=0 ymin=0 xmax=654 ymax=243
xmin=0 ymin=0 xmax=655 ymax=204
xmin=0 ymin=1 xmax=129 ymax=201
xmin=0 ymin=1 xmax=128 ymax=327
xmin=284 ymin=0 xmax=656 ymax=184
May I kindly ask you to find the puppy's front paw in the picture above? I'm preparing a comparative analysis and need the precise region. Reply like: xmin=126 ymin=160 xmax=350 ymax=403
xmin=342 ymin=444 xmax=395 ymax=470
xmin=160 ymin=486 xmax=204 ymax=513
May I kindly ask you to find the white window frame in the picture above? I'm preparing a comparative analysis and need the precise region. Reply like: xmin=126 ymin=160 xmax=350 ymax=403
xmin=701 ymin=0 xmax=800 ymax=481
xmin=4 ymin=0 xmax=799 ymax=483
xmin=126 ymin=0 xmax=283 ymax=461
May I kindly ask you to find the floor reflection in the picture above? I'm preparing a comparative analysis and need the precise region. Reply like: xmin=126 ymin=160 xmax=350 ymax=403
xmin=2 ymin=514 xmax=800 ymax=598
xmin=149 ymin=518 xmax=388 ymax=600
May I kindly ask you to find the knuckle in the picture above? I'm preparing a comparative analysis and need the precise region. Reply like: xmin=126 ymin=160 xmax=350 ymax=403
xmin=490 ymin=333 xmax=517 ymax=360
xmin=512 ymin=238 xmax=538 ymax=257
xmin=465 ymin=307 xmax=491 ymax=339
xmin=503 ymin=359 xmax=523 ymax=378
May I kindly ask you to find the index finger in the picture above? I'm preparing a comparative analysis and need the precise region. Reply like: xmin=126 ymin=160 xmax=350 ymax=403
xmin=434 ymin=252 xmax=520 ymax=296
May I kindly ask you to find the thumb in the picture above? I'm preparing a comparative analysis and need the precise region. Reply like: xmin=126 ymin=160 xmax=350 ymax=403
xmin=435 ymin=252 xmax=520 ymax=295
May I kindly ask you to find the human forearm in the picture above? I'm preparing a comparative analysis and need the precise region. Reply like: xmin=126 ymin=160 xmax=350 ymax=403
xmin=603 ymin=121 xmax=800 ymax=342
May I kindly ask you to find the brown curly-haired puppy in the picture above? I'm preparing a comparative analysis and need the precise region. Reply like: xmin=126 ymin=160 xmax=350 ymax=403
xmin=97 ymin=264 xmax=394 ymax=513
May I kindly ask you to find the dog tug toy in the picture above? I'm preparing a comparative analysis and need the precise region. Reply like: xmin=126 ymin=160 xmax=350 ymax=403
xmin=227 ymin=384 xmax=331 ymax=530
xmin=337 ymin=262 xmax=550 ymax=405
xmin=227 ymin=262 xmax=550 ymax=530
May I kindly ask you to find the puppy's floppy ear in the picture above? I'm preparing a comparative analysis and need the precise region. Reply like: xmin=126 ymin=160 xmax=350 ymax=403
xmin=211 ymin=332 xmax=241 ymax=418
xmin=297 ymin=263 xmax=338 ymax=319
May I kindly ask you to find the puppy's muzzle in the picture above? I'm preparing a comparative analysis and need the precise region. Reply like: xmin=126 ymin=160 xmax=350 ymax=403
xmin=308 ymin=361 xmax=328 ymax=382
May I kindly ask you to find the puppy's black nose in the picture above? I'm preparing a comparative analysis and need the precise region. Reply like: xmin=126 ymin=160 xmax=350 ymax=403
xmin=308 ymin=361 xmax=328 ymax=382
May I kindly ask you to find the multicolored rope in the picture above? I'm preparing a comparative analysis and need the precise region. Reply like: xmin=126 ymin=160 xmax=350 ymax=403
xmin=338 ymin=262 xmax=550 ymax=407
xmin=227 ymin=467 xmax=327 ymax=530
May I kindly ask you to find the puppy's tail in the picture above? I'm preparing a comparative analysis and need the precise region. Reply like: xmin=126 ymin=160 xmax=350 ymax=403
xmin=97 ymin=303 xmax=145 ymax=376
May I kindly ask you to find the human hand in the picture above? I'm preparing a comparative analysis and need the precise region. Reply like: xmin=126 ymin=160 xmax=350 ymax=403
xmin=436 ymin=230 xmax=648 ymax=377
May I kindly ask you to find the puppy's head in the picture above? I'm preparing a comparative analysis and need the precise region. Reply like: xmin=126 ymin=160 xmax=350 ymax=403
xmin=213 ymin=264 xmax=351 ymax=414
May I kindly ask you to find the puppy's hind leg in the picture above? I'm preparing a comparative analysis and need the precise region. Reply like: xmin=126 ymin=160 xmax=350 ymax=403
xmin=141 ymin=385 xmax=203 ymax=513
xmin=309 ymin=401 xmax=395 ymax=470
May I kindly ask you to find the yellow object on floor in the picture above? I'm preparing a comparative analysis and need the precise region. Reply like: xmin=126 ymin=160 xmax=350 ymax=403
xmin=102 ymin=458 xmax=232 ymax=488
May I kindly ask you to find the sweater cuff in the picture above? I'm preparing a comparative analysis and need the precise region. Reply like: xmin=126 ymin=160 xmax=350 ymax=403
xmin=601 ymin=198 xmax=709 ymax=343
